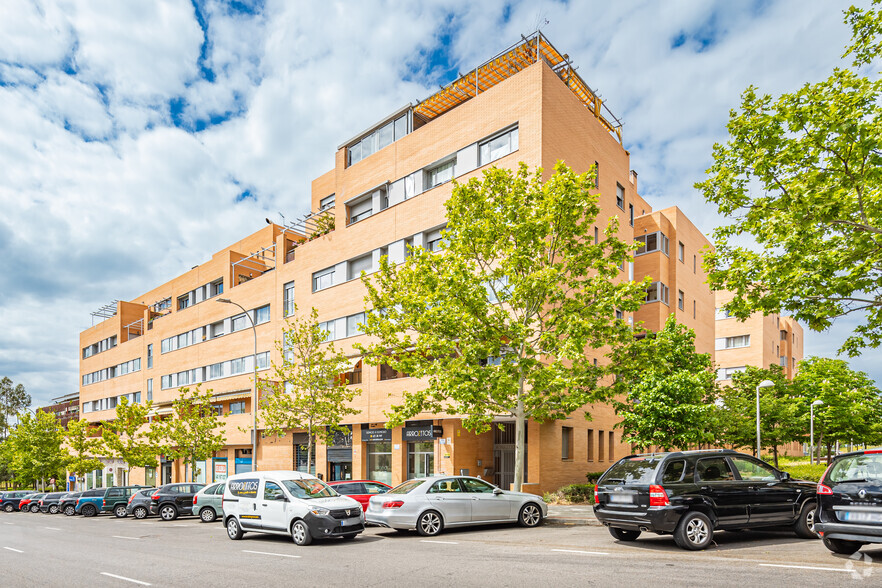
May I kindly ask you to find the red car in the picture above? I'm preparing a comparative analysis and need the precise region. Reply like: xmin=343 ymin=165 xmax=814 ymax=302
xmin=19 ymin=493 xmax=46 ymax=513
xmin=327 ymin=480 xmax=391 ymax=510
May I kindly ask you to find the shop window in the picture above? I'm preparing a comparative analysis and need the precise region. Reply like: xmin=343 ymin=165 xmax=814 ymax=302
xmin=407 ymin=442 xmax=434 ymax=479
xmin=367 ymin=442 xmax=392 ymax=485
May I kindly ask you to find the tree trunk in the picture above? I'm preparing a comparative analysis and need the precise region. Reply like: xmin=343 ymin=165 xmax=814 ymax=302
xmin=307 ymin=426 xmax=313 ymax=478
xmin=513 ymin=381 xmax=526 ymax=493
xmin=825 ymin=442 xmax=833 ymax=465
xmin=772 ymin=445 xmax=779 ymax=468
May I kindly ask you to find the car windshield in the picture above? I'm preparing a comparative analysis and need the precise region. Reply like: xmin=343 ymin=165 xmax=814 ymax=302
xmin=600 ymin=457 xmax=665 ymax=485
xmin=386 ymin=479 xmax=425 ymax=495
xmin=828 ymin=453 xmax=882 ymax=484
xmin=281 ymin=479 xmax=338 ymax=499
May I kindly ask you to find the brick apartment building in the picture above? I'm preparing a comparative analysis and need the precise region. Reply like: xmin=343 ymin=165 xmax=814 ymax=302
xmin=78 ymin=33 xmax=727 ymax=493
xmin=37 ymin=392 xmax=79 ymax=430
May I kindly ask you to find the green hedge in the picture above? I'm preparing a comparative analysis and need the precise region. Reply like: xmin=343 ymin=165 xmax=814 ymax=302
xmin=544 ymin=483 xmax=596 ymax=504
xmin=585 ymin=471 xmax=606 ymax=484
xmin=780 ymin=464 xmax=827 ymax=482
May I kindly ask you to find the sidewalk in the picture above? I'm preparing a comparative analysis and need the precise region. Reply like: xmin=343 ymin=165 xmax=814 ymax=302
xmin=545 ymin=503 xmax=601 ymax=526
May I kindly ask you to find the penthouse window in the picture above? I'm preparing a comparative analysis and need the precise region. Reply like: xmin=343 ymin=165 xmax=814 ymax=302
xmin=348 ymin=114 xmax=408 ymax=166
xmin=715 ymin=335 xmax=751 ymax=350
xmin=313 ymin=267 xmax=336 ymax=292
xmin=635 ymin=231 xmax=669 ymax=256
xmin=645 ymin=282 xmax=669 ymax=305
xmin=616 ymin=183 xmax=625 ymax=210
xmin=426 ymin=159 xmax=456 ymax=189
xmin=479 ymin=127 xmax=518 ymax=166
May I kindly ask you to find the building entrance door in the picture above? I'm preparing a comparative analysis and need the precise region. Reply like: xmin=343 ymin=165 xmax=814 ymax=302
xmin=493 ymin=422 xmax=526 ymax=490
xmin=161 ymin=461 xmax=172 ymax=485
xmin=329 ymin=462 xmax=352 ymax=481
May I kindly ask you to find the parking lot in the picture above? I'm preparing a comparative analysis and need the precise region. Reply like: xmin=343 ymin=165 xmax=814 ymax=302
xmin=1 ymin=512 xmax=880 ymax=587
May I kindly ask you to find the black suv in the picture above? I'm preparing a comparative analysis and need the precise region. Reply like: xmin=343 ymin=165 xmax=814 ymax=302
xmin=60 ymin=492 xmax=82 ymax=516
xmin=594 ymin=449 xmax=818 ymax=550
xmin=815 ymin=449 xmax=882 ymax=555
xmin=38 ymin=492 xmax=69 ymax=514
xmin=149 ymin=483 xmax=205 ymax=521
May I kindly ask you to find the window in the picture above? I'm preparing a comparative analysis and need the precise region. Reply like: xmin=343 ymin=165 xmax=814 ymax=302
xmin=616 ymin=183 xmax=625 ymax=210
xmin=177 ymin=370 xmax=190 ymax=386
xmin=426 ymin=228 xmax=446 ymax=252
xmin=347 ymin=115 xmax=407 ymax=166
xmin=715 ymin=307 xmax=734 ymax=320
xmin=319 ymin=320 xmax=336 ymax=342
xmin=229 ymin=401 xmax=245 ymax=415
xmin=346 ymin=313 xmax=365 ymax=337
xmin=344 ymin=360 xmax=363 ymax=385
xmin=587 ymin=430 xmax=595 ymax=462
xmin=593 ymin=161 xmax=599 ymax=188
xmin=460 ymin=478 xmax=495 ymax=493
xmin=479 ymin=127 xmax=518 ymax=165
xmin=629 ymin=203 xmax=634 ymax=226
xmin=645 ymin=282 xmax=669 ymax=305
xmin=147 ymin=379 xmax=152 ymax=402
xmin=254 ymin=305 xmax=270 ymax=325
xmin=348 ymin=197 xmax=374 ymax=224
xmin=598 ymin=429 xmax=605 ymax=461
xmin=209 ymin=362 xmax=223 ymax=379
xmin=264 ymin=481 xmax=284 ymax=501
xmin=283 ymin=281 xmax=295 ymax=317
xmin=210 ymin=321 xmax=224 ymax=338
xmin=429 ymin=479 xmax=463 ymax=493
xmin=715 ymin=335 xmax=750 ymax=350
xmin=716 ymin=366 xmax=747 ymax=381
xmin=730 ymin=457 xmax=778 ymax=481
xmin=379 ymin=363 xmax=407 ymax=380
xmin=615 ymin=309 xmax=624 ymax=320
xmin=561 ymin=427 xmax=573 ymax=460
xmin=161 ymin=375 xmax=172 ymax=389
xmin=231 ymin=314 xmax=248 ymax=332
xmin=696 ymin=458 xmax=735 ymax=482
xmin=230 ymin=357 xmax=247 ymax=375
xmin=678 ymin=242 xmax=685 ymax=262
xmin=210 ymin=279 xmax=223 ymax=297
xmin=662 ymin=460 xmax=686 ymax=484
xmin=608 ymin=431 xmax=614 ymax=461
xmin=594 ymin=226 xmax=599 ymax=244
xmin=313 ymin=267 xmax=335 ymax=292
xmin=319 ymin=194 xmax=335 ymax=211
xmin=678 ymin=290 xmax=685 ymax=311
xmin=147 ymin=344 xmax=153 ymax=369
xmin=780 ymin=356 xmax=788 ymax=367
xmin=635 ymin=231 xmax=669 ymax=256
xmin=693 ymin=254 xmax=697 ymax=273
xmin=427 ymin=159 xmax=455 ymax=188
xmin=693 ymin=300 xmax=696 ymax=319
xmin=177 ymin=294 xmax=190 ymax=310
xmin=348 ymin=254 xmax=373 ymax=280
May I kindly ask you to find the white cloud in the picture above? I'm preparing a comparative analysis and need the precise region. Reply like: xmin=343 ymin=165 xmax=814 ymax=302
xmin=0 ymin=0 xmax=876 ymax=407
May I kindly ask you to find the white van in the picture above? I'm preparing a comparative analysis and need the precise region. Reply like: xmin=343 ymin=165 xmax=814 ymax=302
xmin=222 ymin=470 xmax=364 ymax=545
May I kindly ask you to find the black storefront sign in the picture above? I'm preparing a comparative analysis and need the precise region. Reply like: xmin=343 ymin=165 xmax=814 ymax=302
xmin=361 ymin=428 xmax=392 ymax=443
xmin=402 ymin=425 xmax=443 ymax=441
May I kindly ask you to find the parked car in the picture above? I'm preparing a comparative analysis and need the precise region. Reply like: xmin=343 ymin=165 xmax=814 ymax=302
xmin=222 ymin=470 xmax=364 ymax=545
xmin=59 ymin=492 xmax=83 ymax=516
xmin=20 ymin=493 xmax=46 ymax=513
xmin=593 ymin=449 xmax=818 ymax=550
xmin=75 ymin=486 xmax=145 ymax=517
xmin=75 ymin=488 xmax=107 ymax=516
xmin=1 ymin=491 xmax=36 ymax=512
xmin=38 ymin=492 xmax=69 ymax=514
xmin=126 ymin=488 xmax=156 ymax=519
xmin=149 ymin=483 xmax=205 ymax=521
xmin=193 ymin=482 xmax=225 ymax=523
xmin=365 ymin=476 xmax=546 ymax=536
xmin=815 ymin=448 xmax=882 ymax=555
xmin=327 ymin=480 xmax=392 ymax=511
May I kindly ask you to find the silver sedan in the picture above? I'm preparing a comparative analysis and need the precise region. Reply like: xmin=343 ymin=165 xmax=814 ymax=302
xmin=365 ymin=476 xmax=547 ymax=536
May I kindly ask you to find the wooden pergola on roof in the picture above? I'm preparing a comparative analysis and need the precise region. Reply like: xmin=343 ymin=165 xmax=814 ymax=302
xmin=413 ymin=31 xmax=623 ymax=143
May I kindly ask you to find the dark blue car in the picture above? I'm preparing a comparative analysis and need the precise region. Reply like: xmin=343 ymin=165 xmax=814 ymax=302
xmin=1 ymin=491 xmax=37 ymax=512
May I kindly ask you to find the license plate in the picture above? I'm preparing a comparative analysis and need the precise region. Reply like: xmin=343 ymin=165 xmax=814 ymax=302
xmin=609 ymin=494 xmax=633 ymax=504
xmin=841 ymin=510 xmax=882 ymax=523
xmin=341 ymin=516 xmax=361 ymax=526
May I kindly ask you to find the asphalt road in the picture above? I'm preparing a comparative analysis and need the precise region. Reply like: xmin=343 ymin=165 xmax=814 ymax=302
xmin=1 ymin=510 xmax=880 ymax=587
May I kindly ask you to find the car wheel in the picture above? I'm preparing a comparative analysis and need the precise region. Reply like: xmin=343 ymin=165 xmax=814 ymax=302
xmin=518 ymin=503 xmax=543 ymax=527
xmin=159 ymin=505 xmax=178 ymax=521
xmin=49 ymin=505 xmax=59 ymax=515
xmin=416 ymin=511 xmax=443 ymax=537
xmin=3 ymin=504 xmax=13 ymax=513
xmin=63 ymin=505 xmax=76 ymax=516
xmin=133 ymin=506 xmax=148 ymax=520
xmin=291 ymin=520 xmax=313 ymax=546
xmin=823 ymin=536 xmax=863 ymax=555
xmin=609 ymin=527 xmax=641 ymax=541
xmin=792 ymin=502 xmax=818 ymax=539
xmin=30 ymin=505 xmax=39 ymax=513
xmin=114 ymin=505 xmax=128 ymax=518
xmin=674 ymin=511 xmax=714 ymax=551
xmin=82 ymin=504 xmax=97 ymax=517
xmin=200 ymin=507 xmax=216 ymax=523
xmin=226 ymin=517 xmax=244 ymax=540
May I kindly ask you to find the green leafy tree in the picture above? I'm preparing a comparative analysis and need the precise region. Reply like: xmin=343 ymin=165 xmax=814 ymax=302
xmin=719 ymin=365 xmax=805 ymax=467
xmin=358 ymin=162 xmax=648 ymax=491
xmin=261 ymin=306 xmax=359 ymax=473
xmin=611 ymin=317 xmax=718 ymax=451
xmin=152 ymin=386 xmax=226 ymax=482
xmin=101 ymin=398 xmax=160 ymax=484
xmin=7 ymin=410 xmax=68 ymax=489
xmin=0 ymin=377 xmax=31 ymax=441
xmin=793 ymin=357 xmax=882 ymax=464
xmin=65 ymin=419 xmax=106 ymax=481
xmin=696 ymin=1 xmax=882 ymax=356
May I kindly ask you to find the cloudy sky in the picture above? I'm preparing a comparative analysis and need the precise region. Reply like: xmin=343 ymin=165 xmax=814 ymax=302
xmin=0 ymin=0 xmax=873 ymax=408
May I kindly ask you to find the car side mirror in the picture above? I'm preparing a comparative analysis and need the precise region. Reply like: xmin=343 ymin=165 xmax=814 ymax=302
xmin=493 ymin=488 xmax=504 ymax=495
xmin=275 ymin=495 xmax=288 ymax=501
xmin=779 ymin=471 xmax=791 ymax=481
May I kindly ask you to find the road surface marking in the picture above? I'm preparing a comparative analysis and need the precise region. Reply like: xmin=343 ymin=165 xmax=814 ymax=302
xmin=420 ymin=540 xmax=459 ymax=544
xmin=171 ymin=524 xmax=193 ymax=527
xmin=45 ymin=527 xmax=61 ymax=531
xmin=112 ymin=536 xmax=140 ymax=540
xmin=759 ymin=564 xmax=852 ymax=573
xmin=3 ymin=547 xmax=23 ymax=553
xmin=3 ymin=522 xmax=14 ymax=525
xmin=100 ymin=572 xmax=151 ymax=585
xmin=242 ymin=550 xmax=301 ymax=558
xmin=551 ymin=549 xmax=609 ymax=556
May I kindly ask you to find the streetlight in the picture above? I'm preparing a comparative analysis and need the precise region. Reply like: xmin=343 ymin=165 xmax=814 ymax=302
xmin=810 ymin=399 xmax=824 ymax=465
xmin=756 ymin=380 xmax=775 ymax=460
xmin=217 ymin=298 xmax=259 ymax=472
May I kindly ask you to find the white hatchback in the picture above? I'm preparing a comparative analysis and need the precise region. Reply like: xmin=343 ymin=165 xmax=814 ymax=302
xmin=222 ymin=470 xmax=364 ymax=545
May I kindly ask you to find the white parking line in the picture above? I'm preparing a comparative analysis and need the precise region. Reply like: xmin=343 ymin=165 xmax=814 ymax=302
xmin=420 ymin=540 xmax=459 ymax=545
xmin=100 ymin=572 xmax=151 ymax=585
xmin=550 ymin=549 xmax=609 ymax=556
xmin=45 ymin=527 xmax=61 ymax=531
xmin=3 ymin=522 xmax=14 ymax=525
xmin=112 ymin=536 xmax=140 ymax=540
xmin=242 ymin=550 xmax=301 ymax=559
xmin=3 ymin=547 xmax=23 ymax=553
xmin=171 ymin=524 xmax=194 ymax=527
xmin=759 ymin=564 xmax=852 ymax=573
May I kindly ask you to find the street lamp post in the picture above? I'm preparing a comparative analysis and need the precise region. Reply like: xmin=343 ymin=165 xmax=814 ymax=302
xmin=810 ymin=399 xmax=824 ymax=465
xmin=756 ymin=380 xmax=775 ymax=460
xmin=217 ymin=298 xmax=259 ymax=472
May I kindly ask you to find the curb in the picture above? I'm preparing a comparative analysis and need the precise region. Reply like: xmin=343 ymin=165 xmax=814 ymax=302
xmin=545 ymin=517 xmax=601 ymax=527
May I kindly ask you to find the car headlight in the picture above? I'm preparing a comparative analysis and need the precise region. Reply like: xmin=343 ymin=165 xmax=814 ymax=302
xmin=310 ymin=507 xmax=330 ymax=516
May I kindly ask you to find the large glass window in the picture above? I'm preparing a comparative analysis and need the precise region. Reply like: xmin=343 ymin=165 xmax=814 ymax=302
xmin=407 ymin=442 xmax=434 ymax=479
xmin=229 ymin=401 xmax=245 ymax=415
xmin=254 ymin=305 xmax=270 ymax=325
xmin=346 ymin=313 xmax=365 ymax=337
xmin=695 ymin=458 xmax=735 ymax=482
xmin=348 ymin=115 xmax=408 ymax=166
xmin=645 ymin=282 xmax=669 ymax=305
xmin=730 ymin=457 xmax=777 ymax=481
xmin=313 ymin=267 xmax=335 ymax=292
xmin=367 ymin=442 xmax=392 ymax=485
xmin=479 ymin=127 xmax=518 ymax=165
xmin=283 ymin=282 xmax=295 ymax=317
xmin=635 ymin=231 xmax=669 ymax=256
xmin=827 ymin=453 xmax=882 ymax=484
xmin=715 ymin=335 xmax=751 ymax=350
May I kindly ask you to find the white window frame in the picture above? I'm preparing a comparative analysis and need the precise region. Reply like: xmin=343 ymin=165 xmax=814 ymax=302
xmin=426 ymin=158 xmax=456 ymax=189
xmin=635 ymin=231 xmax=669 ymax=256
xmin=479 ymin=126 xmax=518 ymax=166
xmin=312 ymin=267 xmax=336 ymax=292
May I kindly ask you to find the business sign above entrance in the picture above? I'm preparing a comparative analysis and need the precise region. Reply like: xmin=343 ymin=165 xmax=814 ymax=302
xmin=403 ymin=425 xmax=443 ymax=441
xmin=361 ymin=428 xmax=392 ymax=443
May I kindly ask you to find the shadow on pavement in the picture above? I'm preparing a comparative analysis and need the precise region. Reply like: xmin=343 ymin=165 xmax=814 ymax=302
xmin=608 ymin=528 xmax=814 ymax=552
